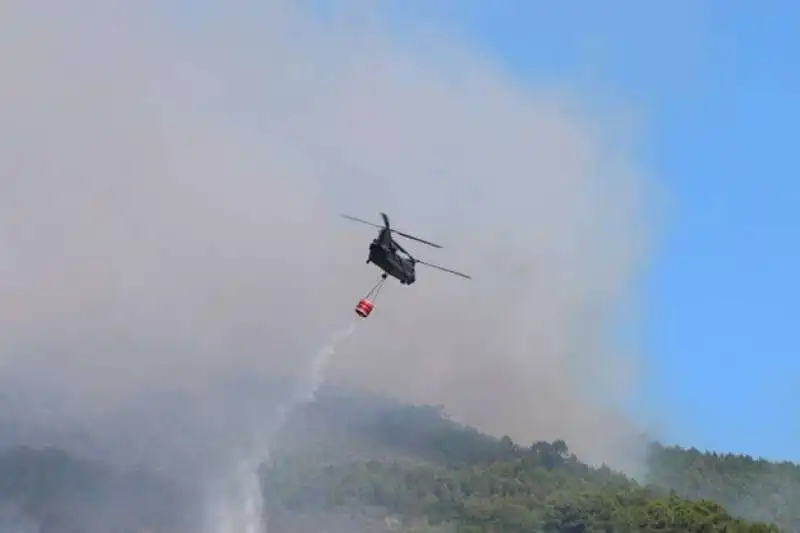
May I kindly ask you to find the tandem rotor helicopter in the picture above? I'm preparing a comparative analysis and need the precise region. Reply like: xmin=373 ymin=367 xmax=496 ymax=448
xmin=341 ymin=212 xmax=471 ymax=318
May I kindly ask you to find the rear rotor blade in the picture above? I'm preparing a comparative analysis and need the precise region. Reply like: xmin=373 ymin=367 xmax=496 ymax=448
xmin=415 ymin=259 xmax=471 ymax=279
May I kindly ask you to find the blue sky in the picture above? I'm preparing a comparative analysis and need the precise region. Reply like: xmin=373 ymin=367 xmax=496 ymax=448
xmin=361 ymin=1 xmax=800 ymax=460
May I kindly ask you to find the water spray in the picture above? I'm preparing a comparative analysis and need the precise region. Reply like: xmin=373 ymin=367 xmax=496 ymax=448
xmin=207 ymin=319 xmax=360 ymax=533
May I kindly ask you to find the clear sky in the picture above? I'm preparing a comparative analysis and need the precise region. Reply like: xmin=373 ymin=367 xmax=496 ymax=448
xmin=361 ymin=1 xmax=799 ymax=461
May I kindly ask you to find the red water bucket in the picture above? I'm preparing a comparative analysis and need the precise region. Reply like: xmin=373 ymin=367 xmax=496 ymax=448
xmin=355 ymin=298 xmax=375 ymax=318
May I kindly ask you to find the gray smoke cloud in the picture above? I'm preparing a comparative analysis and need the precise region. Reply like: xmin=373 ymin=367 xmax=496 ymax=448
xmin=0 ymin=0 xmax=656 ymax=496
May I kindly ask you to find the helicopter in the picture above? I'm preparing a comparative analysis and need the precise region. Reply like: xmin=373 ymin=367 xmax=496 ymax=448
xmin=342 ymin=212 xmax=471 ymax=286
xmin=342 ymin=212 xmax=470 ymax=318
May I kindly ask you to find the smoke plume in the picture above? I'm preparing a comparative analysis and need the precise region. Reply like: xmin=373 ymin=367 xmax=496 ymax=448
xmin=0 ymin=0 xmax=654 ymax=510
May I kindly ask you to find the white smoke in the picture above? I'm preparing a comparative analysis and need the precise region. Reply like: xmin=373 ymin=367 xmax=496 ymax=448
xmin=0 ymin=0 xmax=657 ymax=529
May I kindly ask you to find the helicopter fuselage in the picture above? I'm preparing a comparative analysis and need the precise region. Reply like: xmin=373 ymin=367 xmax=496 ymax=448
xmin=367 ymin=230 xmax=416 ymax=285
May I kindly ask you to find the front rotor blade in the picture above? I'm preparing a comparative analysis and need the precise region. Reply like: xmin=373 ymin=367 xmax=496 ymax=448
xmin=341 ymin=214 xmax=384 ymax=229
xmin=416 ymin=260 xmax=471 ymax=279
xmin=343 ymin=213 xmax=443 ymax=248
xmin=391 ymin=230 xmax=443 ymax=249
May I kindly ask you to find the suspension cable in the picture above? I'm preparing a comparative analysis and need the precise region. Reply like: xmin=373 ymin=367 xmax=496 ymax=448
xmin=364 ymin=273 xmax=387 ymax=300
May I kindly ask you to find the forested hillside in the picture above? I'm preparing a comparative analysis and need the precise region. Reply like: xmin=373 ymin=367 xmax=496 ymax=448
xmin=0 ymin=386 xmax=797 ymax=532
xmin=263 ymin=387 xmax=797 ymax=533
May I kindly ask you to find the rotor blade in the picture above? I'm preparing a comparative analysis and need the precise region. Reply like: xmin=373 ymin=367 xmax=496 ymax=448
xmin=340 ymin=214 xmax=384 ymax=229
xmin=394 ymin=239 xmax=410 ymax=256
xmin=344 ymin=213 xmax=444 ymax=248
xmin=391 ymin=230 xmax=444 ymax=249
xmin=415 ymin=260 xmax=471 ymax=279
xmin=378 ymin=211 xmax=443 ymax=247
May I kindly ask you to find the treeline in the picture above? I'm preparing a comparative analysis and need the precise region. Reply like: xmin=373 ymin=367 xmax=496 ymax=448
xmin=348 ymin=397 xmax=800 ymax=529
xmin=646 ymin=443 xmax=800 ymax=531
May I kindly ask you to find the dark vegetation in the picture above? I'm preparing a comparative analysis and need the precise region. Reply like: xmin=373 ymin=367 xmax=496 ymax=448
xmin=1 ymin=385 xmax=798 ymax=532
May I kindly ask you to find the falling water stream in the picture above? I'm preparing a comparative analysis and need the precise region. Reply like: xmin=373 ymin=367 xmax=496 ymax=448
xmin=206 ymin=320 xmax=360 ymax=533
